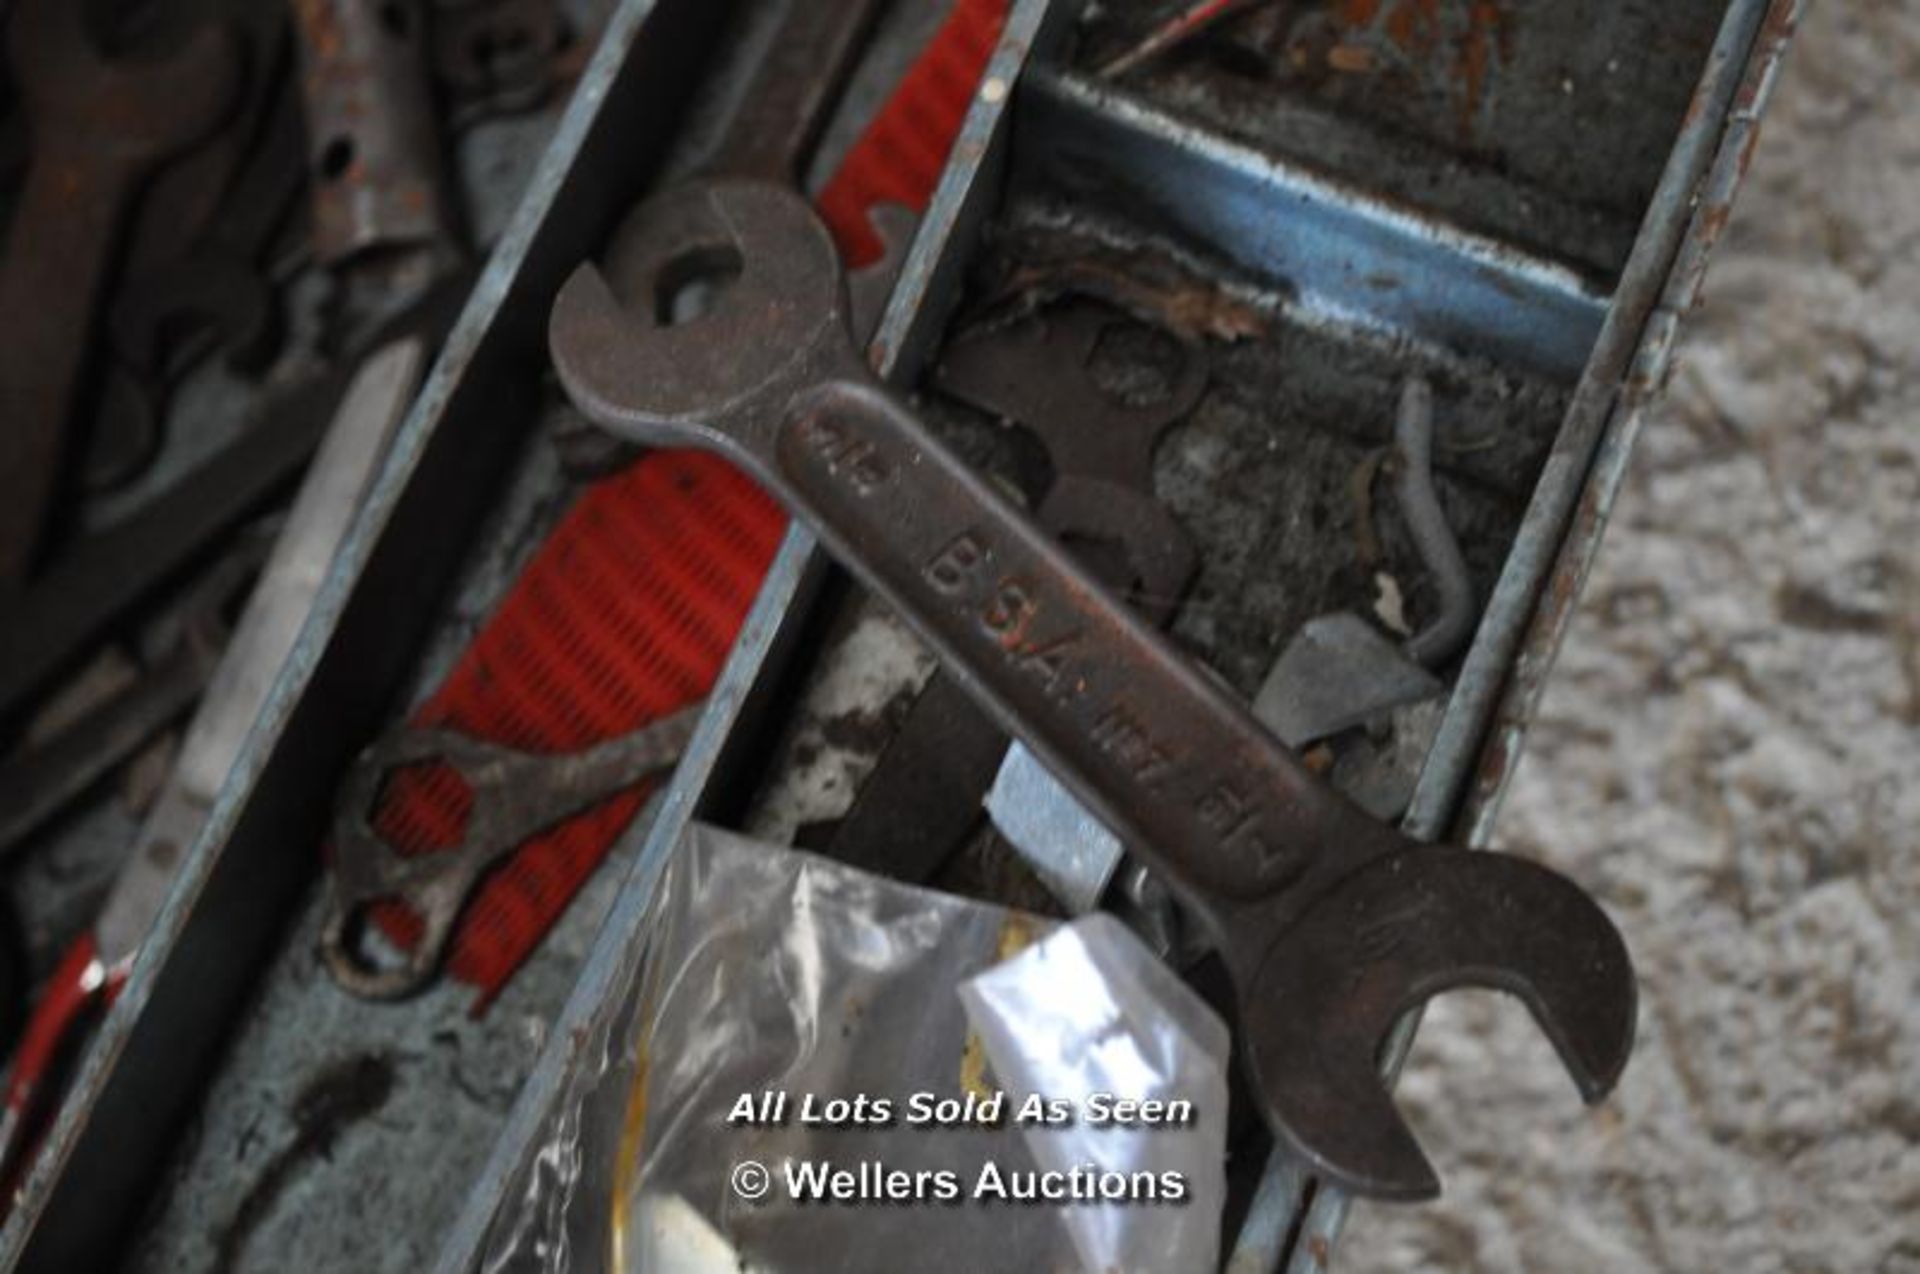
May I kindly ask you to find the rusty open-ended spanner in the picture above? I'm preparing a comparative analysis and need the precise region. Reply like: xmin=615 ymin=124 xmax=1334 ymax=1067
xmin=548 ymin=179 xmax=1636 ymax=1200
xmin=0 ymin=1 xmax=240 ymax=584
xmin=321 ymin=704 xmax=703 ymax=999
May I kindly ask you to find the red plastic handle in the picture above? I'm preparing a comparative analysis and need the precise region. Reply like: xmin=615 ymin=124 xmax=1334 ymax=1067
xmin=0 ymin=932 xmax=121 ymax=1194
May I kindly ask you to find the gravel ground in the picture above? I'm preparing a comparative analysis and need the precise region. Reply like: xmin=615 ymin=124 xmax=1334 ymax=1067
xmin=1341 ymin=4 xmax=1920 ymax=1271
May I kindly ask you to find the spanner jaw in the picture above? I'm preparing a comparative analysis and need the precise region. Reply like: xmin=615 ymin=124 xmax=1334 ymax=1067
xmin=549 ymin=179 xmax=853 ymax=464
xmin=1238 ymin=846 xmax=1637 ymax=1199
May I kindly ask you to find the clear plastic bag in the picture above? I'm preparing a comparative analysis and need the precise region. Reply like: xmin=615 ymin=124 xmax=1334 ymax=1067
xmin=959 ymin=914 xmax=1231 ymax=1274
xmin=482 ymin=823 xmax=1077 ymax=1273
xmin=479 ymin=823 xmax=1231 ymax=1273
xmin=611 ymin=824 xmax=1083 ymax=1274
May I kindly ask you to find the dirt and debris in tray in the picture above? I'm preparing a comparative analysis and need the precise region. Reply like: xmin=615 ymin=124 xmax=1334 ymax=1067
xmin=918 ymin=198 xmax=1572 ymax=698
xmin=211 ymin=1056 xmax=396 ymax=1274
xmin=1069 ymin=0 xmax=1729 ymax=279
xmin=742 ymin=593 xmax=942 ymax=847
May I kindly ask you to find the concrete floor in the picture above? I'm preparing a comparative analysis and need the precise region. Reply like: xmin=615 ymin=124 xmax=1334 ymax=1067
xmin=1342 ymin=3 xmax=1920 ymax=1270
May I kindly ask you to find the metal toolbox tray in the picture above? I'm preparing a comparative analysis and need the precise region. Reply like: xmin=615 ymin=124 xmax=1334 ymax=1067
xmin=0 ymin=0 xmax=1798 ymax=1269
xmin=438 ymin=0 xmax=1797 ymax=1268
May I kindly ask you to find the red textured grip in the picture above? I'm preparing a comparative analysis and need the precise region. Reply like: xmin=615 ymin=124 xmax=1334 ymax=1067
xmin=359 ymin=0 xmax=1011 ymax=1009
xmin=818 ymin=0 xmax=1009 ymax=266
xmin=363 ymin=453 xmax=783 ymax=1003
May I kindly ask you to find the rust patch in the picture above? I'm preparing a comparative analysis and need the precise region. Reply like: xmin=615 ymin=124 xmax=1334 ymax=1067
xmin=1325 ymin=0 xmax=1513 ymax=144
xmin=985 ymin=258 xmax=1269 ymax=344
xmin=1381 ymin=1 xmax=1419 ymax=53
xmin=1456 ymin=2 xmax=1511 ymax=141
xmin=1327 ymin=42 xmax=1376 ymax=73
xmin=291 ymin=0 xmax=344 ymax=63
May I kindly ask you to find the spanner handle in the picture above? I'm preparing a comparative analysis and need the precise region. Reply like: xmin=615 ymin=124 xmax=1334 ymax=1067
xmin=772 ymin=373 xmax=1405 ymax=945
xmin=0 ymin=154 xmax=134 ymax=582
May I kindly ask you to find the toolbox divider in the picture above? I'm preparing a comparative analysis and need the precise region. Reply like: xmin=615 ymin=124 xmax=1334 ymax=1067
xmin=1282 ymin=2 xmax=1797 ymax=1269
xmin=0 ymin=0 xmax=739 ymax=1267
xmin=430 ymin=0 xmax=1080 ymax=1267
xmin=1017 ymin=69 xmax=1609 ymax=381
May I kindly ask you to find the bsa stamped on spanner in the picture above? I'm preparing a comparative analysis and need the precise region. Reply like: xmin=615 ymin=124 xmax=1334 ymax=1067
xmin=546 ymin=178 xmax=1636 ymax=1200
